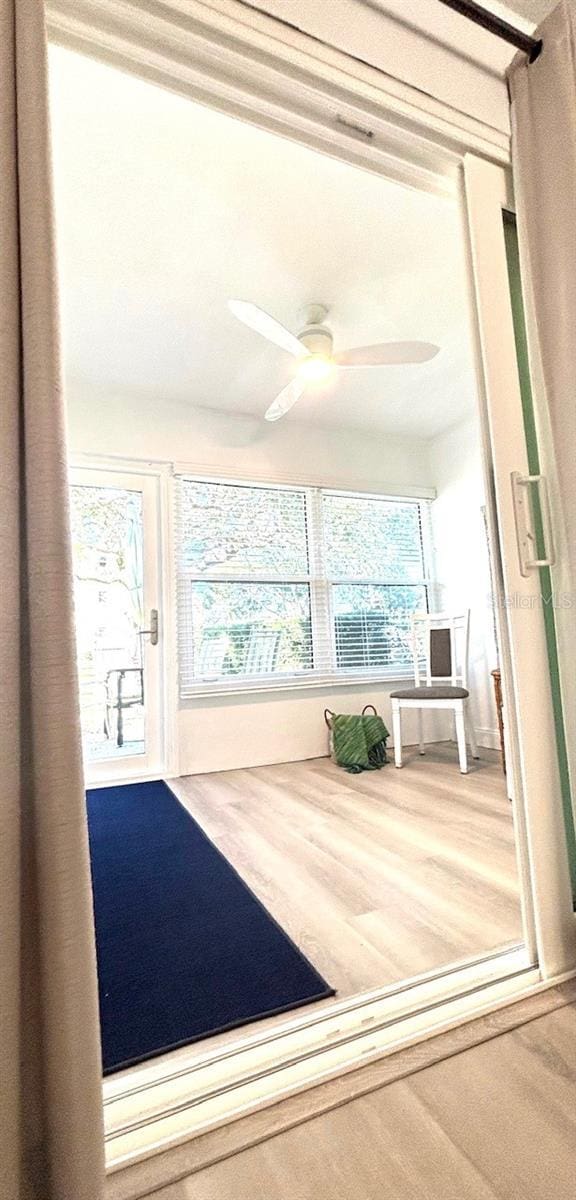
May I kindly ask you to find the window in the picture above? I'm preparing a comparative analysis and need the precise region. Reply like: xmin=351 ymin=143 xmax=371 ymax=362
xmin=176 ymin=478 xmax=430 ymax=695
xmin=322 ymin=493 xmax=429 ymax=674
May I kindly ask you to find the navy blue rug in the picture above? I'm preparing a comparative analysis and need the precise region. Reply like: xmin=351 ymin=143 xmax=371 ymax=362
xmin=86 ymin=780 xmax=334 ymax=1074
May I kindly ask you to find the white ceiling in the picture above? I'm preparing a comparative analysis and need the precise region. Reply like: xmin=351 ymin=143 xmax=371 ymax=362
xmin=501 ymin=0 xmax=555 ymax=22
xmin=49 ymin=45 xmax=478 ymax=440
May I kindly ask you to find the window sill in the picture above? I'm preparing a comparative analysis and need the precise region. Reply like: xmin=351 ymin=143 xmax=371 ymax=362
xmin=180 ymin=671 xmax=414 ymax=701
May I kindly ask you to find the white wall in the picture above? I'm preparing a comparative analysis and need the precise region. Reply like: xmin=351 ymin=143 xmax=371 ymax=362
xmin=427 ymin=413 xmax=499 ymax=748
xmin=68 ymin=382 xmax=445 ymax=772
xmin=67 ymin=381 xmax=434 ymax=494
xmin=69 ymin=386 xmax=498 ymax=771
xmin=179 ymin=685 xmax=421 ymax=775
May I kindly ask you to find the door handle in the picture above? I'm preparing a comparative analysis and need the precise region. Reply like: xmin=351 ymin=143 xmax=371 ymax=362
xmin=511 ymin=472 xmax=556 ymax=577
xmin=139 ymin=608 xmax=159 ymax=645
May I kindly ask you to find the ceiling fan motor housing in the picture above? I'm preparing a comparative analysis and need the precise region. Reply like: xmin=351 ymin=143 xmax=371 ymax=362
xmin=297 ymin=302 xmax=333 ymax=358
xmin=298 ymin=324 xmax=334 ymax=357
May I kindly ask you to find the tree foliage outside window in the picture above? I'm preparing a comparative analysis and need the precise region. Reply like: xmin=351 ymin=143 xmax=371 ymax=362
xmin=191 ymin=582 xmax=312 ymax=677
xmin=180 ymin=480 xmax=309 ymax=576
xmin=322 ymin=493 xmax=425 ymax=582
xmin=177 ymin=479 xmax=429 ymax=693
xmin=332 ymin=583 xmax=427 ymax=670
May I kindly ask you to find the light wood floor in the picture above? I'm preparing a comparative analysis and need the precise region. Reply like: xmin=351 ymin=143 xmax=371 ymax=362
xmin=171 ymin=743 xmax=522 ymax=1000
xmin=148 ymin=998 xmax=576 ymax=1200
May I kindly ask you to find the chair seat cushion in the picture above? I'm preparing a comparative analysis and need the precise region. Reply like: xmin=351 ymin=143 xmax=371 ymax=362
xmin=390 ymin=685 xmax=469 ymax=700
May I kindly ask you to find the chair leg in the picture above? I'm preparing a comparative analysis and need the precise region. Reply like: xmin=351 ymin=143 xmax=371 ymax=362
xmin=392 ymin=702 xmax=403 ymax=768
xmin=466 ymin=706 xmax=479 ymax=759
xmin=417 ymin=709 xmax=425 ymax=755
xmin=455 ymin=704 xmax=468 ymax=774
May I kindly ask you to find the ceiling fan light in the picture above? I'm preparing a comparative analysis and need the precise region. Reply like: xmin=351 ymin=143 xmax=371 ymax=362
xmin=296 ymin=354 xmax=336 ymax=385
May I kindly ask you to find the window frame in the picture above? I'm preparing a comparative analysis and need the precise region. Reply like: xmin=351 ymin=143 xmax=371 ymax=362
xmin=176 ymin=475 xmax=435 ymax=697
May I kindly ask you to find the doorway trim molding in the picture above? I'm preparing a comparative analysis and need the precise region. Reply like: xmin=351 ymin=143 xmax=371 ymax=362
xmin=46 ymin=0 xmax=510 ymax=204
xmin=50 ymin=0 xmax=575 ymax=1185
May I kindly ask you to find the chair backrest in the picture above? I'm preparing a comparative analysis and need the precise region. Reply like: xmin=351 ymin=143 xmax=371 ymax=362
xmin=244 ymin=629 xmax=281 ymax=675
xmin=198 ymin=632 xmax=229 ymax=676
xmin=411 ymin=611 xmax=470 ymax=689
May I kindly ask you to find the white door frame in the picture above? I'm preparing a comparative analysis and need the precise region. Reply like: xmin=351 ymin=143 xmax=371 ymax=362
xmin=48 ymin=0 xmax=576 ymax=1177
xmin=461 ymin=155 xmax=575 ymax=979
xmin=70 ymin=465 xmax=165 ymax=783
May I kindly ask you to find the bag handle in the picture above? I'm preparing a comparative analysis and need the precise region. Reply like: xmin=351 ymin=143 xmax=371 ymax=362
xmin=326 ymin=706 xmax=377 ymax=727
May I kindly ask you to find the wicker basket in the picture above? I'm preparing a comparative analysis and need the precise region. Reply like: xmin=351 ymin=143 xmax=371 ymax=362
xmin=324 ymin=704 xmax=378 ymax=759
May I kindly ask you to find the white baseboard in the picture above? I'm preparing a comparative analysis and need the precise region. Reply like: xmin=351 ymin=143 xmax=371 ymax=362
xmin=475 ymin=727 xmax=501 ymax=751
xmin=398 ymin=731 xmax=500 ymax=752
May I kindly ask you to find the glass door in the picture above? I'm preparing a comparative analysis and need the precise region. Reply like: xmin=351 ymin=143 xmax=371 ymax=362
xmin=462 ymin=154 xmax=575 ymax=979
xmin=70 ymin=467 xmax=163 ymax=782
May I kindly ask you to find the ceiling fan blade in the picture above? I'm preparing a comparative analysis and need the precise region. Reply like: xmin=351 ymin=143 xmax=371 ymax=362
xmin=264 ymin=378 xmax=307 ymax=422
xmin=334 ymin=341 xmax=440 ymax=368
xmin=229 ymin=300 xmax=304 ymax=358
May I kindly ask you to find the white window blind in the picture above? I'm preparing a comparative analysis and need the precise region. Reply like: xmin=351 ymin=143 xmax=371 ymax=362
xmin=321 ymin=492 xmax=429 ymax=675
xmin=176 ymin=477 xmax=430 ymax=696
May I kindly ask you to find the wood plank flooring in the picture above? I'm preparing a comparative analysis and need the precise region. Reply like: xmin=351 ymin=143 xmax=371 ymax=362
xmin=148 ymin=998 xmax=576 ymax=1200
xmin=171 ymin=743 xmax=522 ymax=999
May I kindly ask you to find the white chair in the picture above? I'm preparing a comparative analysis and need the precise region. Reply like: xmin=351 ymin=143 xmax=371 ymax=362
xmin=390 ymin=611 xmax=479 ymax=774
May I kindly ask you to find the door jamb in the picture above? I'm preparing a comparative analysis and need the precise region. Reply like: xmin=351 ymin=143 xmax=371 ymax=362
xmin=461 ymin=155 xmax=575 ymax=979
xmin=51 ymin=0 xmax=576 ymax=1174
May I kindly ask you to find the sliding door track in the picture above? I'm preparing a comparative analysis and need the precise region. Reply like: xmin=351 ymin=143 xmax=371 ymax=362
xmin=104 ymin=944 xmax=537 ymax=1170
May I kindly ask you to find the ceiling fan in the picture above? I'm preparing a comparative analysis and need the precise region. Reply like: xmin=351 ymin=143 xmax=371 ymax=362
xmin=228 ymin=300 xmax=440 ymax=422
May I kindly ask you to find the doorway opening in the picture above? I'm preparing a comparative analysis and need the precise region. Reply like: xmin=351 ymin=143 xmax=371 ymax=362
xmin=46 ymin=21 xmax=572 ymax=1159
